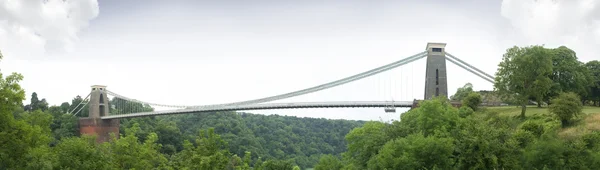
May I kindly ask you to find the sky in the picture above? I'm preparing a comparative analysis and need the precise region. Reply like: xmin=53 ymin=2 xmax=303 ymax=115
xmin=1 ymin=0 xmax=599 ymax=121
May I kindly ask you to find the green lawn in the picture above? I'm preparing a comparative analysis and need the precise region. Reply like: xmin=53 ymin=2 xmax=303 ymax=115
xmin=485 ymin=105 xmax=600 ymax=117
xmin=484 ymin=105 xmax=600 ymax=139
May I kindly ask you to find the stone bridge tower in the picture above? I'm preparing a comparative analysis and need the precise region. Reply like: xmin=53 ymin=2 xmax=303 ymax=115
xmin=424 ymin=43 xmax=448 ymax=100
xmin=79 ymin=85 xmax=120 ymax=143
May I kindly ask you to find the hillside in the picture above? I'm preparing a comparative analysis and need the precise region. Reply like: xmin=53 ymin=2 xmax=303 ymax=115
xmin=119 ymin=112 xmax=366 ymax=168
xmin=487 ymin=106 xmax=600 ymax=140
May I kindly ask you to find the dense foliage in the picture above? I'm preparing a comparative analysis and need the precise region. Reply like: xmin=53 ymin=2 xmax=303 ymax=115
xmin=494 ymin=45 xmax=554 ymax=118
xmin=450 ymin=83 xmax=474 ymax=101
xmin=315 ymin=98 xmax=600 ymax=169
xmin=124 ymin=111 xmax=365 ymax=168
xmin=549 ymin=92 xmax=583 ymax=127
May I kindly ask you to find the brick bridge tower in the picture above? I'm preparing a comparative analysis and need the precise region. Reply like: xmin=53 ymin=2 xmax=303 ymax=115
xmin=424 ymin=42 xmax=448 ymax=100
xmin=79 ymin=85 xmax=120 ymax=143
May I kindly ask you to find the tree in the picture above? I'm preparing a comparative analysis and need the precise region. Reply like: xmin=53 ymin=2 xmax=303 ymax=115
xmin=0 ymin=71 xmax=42 ymax=168
xmin=70 ymin=95 xmax=89 ymax=117
xmin=29 ymin=92 xmax=40 ymax=111
xmin=586 ymin=60 xmax=600 ymax=106
xmin=546 ymin=46 xmax=592 ymax=103
xmin=259 ymin=160 xmax=296 ymax=170
xmin=397 ymin=97 xmax=460 ymax=137
xmin=38 ymin=99 xmax=49 ymax=111
xmin=315 ymin=154 xmax=343 ymax=170
xmin=53 ymin=136 xmax=113 ymax=169
xmin=451 ymin=83 xmax=474 ymax=101
xmin=549 ymin=92 xmax=583 ymax=127
xmin=462 ymin=92 xmax=482 ymax=111
xmin=171 ymin=128 xmax=231 ymax=169
xmin=106 ymin=123 xmax=169 ymax=169
xmin=494 ymin=45 xmax=553 ymax=118
xmin=367 ymin=134 xmax=455 ymax=170
xmin=59 ymin=102 xmax=70 ymax=113
xmin=344 ymin=121 xmax=389 ymax=168
xmin=25 ymin=92 xmax=48 ymax=111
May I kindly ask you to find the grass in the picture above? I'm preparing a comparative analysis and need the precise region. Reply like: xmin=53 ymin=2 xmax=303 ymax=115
xmin=484 ymin=105 xmax=600 ymax=139
xmin=485 ymin=105 xmax=600 ymax=117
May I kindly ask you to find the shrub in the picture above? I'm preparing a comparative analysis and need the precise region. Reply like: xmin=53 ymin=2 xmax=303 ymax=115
xmin=549 ymin=92 xmax=583 ymax=127
xmin=462 ymin=92 xmax=482 ymax=111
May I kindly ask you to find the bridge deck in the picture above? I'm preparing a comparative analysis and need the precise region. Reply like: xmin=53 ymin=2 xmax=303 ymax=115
xmin=101 ymin=101 xmax=414 ymax=119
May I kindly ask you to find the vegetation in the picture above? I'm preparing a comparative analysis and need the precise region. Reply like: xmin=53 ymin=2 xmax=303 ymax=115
xmin=550 ymin=92 xmax=583 ymax=127
xmin=450 ymin=83 xmax=474 ymax=101
xmin=462 ymin=92 xmax=482 ymax=111
xmin=2 ymin=44 xmax=600 ymax=169
xmin=494 ymin=45 xmax=554 ymax=118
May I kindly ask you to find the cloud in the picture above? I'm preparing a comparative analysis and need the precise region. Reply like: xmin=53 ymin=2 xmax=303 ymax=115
xmin=0 ymin=0 xmax=99 ymax=55
xmin=500 ymin=0 xmax=600 ymax=60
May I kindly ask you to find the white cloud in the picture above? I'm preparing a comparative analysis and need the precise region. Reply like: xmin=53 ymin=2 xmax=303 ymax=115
xmin=0 ymin=0 xmax=99 ymax=55
xmin=500 ymin=0 xmax=600 ymax=60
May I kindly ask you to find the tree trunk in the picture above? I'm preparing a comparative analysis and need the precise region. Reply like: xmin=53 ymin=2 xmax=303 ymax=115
xmin=537 ymin=102 xmax=542 ymax=108
xmin=520 ymin=104 xmax=527 ymax=119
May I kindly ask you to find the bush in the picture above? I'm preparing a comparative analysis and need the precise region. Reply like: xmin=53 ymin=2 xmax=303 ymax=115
xmin=462 ymin=92 xmax=482 ymax=111
xmin=458 ymin=106 xmax=474 ymax=118
xmin=549 ymin=92 xmax=583 ymax=127
xmin=520 ymin=120 xmax=545 ymax=137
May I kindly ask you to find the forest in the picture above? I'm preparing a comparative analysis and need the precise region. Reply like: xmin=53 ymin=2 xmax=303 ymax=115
xmin=1 ymin=44 xmax=600 ymax=170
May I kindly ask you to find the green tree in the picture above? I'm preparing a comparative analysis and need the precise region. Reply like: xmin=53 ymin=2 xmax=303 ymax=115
xmin=171 ymin=128 xmax=231 ymax=169
xmin=52 ymin=114 xmax=79 ymax=142
xmin=53 ymin=136 xmax=113 ymax=169
xmin=25 ymin=92 xmax=49 ymax=112
xmin=59 ymin=102 xmax=70 ymax=113
xmin=315 ymin=154 xmax=343 ymax=170
xmin=549 ymin=92 xmax=583 ymax=127
xmin=259 ymin=159 xmax=296 ymax=170
xmin=109 ymin=123 xmax=169 ymax=169
xmin=451 ymin=83 xmax=474 ymax=101
xmin=0 ymin=71 xmax=52 ymax=169
xmin=25 ymin=145 xmax=57 ymax=170
xmin=344 ymin=121 xmax=389 ymax=168
xmin=547 ymin=46 xmax=592 ymax=103
xmin=495 ymin=45 xmax=553 ymax=118
xmin=367 ymin=134 xmax=455 ymax=170
xmin=397 ymin=97 xmax=460 ymax=137
xmin=586 ymin=60 xmax=600 ymax=106
xmin=70 ymin=95 xmax=89 ymax=117
xmin=462 ymin=92 xmax=482 ymax=111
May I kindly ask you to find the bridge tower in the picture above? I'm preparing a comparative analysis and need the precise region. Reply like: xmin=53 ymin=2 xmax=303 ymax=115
xmin=424 ymin=42 xmax=448 ymax=100
xmin=79 ymin=85 xmax=120 ymax=143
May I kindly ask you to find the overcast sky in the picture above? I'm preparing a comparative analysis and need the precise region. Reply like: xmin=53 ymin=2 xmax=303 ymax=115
xmin=1 ymin=0 xmax=599 ymax=121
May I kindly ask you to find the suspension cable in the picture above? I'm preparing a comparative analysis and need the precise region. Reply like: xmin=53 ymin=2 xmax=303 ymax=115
xmin=72 ymin=99 xmax=90 ymax=116
xmin=445 ymin=52 xmax=495 ymax=80
xmin=68 ymin=93 xmax=91 ymax=114
xmin=108 ymin=51 xmax=428 ymax=108
xmin=445 ymin=56 xmax=495 ymax=83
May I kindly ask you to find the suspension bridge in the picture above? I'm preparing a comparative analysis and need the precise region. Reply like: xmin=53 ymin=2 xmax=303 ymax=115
xmin=72 ymin=42 xmax=496 ymax=142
